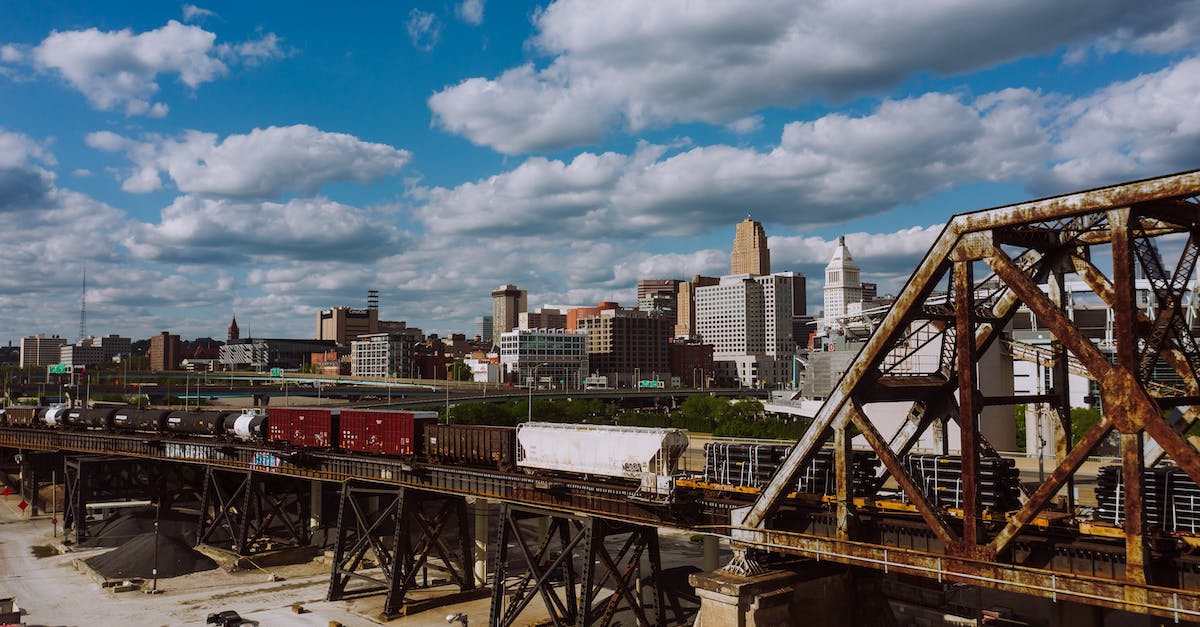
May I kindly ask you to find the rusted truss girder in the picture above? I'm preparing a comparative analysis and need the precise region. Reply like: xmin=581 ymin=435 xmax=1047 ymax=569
xmin=196 ymin=467 xmax=310 ymax=555
xmin=489 ymin=504 xmax=669 ymax=627
xmin=738 ymin=169 xmax=1200 ymax=616
xmin=326 ymin=481 xmax=475 ymax=618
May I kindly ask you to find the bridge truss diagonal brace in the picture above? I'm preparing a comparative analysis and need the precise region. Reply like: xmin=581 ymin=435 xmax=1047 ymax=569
xmin=326 ymin=481 xmax=475 ymax=619
xmin=197 ymin=466 xmax=310 ymax=556
xmin=490 ymin=504 xmax=668 ymax=627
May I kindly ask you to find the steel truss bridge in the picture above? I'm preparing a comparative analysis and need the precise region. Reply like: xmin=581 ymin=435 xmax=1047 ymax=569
xmin=5 ymin=169 xmax=1200 ymax=624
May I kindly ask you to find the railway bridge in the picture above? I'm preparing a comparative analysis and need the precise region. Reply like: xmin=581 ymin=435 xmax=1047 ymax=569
xmin=4 ymin=169 xmax=1200 ymax=625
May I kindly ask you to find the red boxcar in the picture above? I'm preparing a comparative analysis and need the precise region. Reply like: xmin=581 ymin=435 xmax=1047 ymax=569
xmin=340 ymin=409 xmax=438 ymax=456
xmin=267 ymin=407 xmax=338 ymax=448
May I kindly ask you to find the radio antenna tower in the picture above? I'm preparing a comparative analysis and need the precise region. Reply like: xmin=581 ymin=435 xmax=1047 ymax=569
xmin=79 ymin=265 xmax=88 ymax=341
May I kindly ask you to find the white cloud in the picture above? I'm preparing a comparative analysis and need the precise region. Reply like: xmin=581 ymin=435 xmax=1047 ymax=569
xmin=27 ymin=20 xmax=283 ymax=116
xmin=457 ymin=0 xmax=486 ymax=25
xmin=417 ymin=90 xmax=1050 ymax=236
xmin=725 ymin=115 xmax=763 ymax=135
xmin=0 ymin=44 xmax=23 ymax=63
xmin=1038 ymin=56 xmax=1200 ymax=191
xmin=430 ymin=0 xmax=1200 ymax=153
xmin=87 ymin=124 xmax=411 ymax=198
xmin=407 ymin=9 xmax=442 ymax=52
xmin=220 ymin=33 xmax=288 ymax=66
xmin=125 ymin=195 xmax=399 ymax=264
xmin=182 ymin=4 xmax=217 ymax=22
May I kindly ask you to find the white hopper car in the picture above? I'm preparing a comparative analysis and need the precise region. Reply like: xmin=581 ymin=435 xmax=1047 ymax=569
xmin=515 ymin=422 xmax=689 ymax=480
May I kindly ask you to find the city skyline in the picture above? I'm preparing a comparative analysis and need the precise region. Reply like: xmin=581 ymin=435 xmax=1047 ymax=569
xmin=2 ymin=2 xmax=1199 ymax=343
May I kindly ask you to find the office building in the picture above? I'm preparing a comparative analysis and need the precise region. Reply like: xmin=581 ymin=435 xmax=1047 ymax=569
xmin=317 ymin=306 xmax=379 ymax=346
xmin=475 ymin=316 xmax=494 ymax=343
xmin=20 ymin=334 xmax=67 ymax=367
xmin=221 ymin=338 xmax=337 ymax=371
xmin=499 ymin=328 xmax=588 ymax=388
xmin=731 ymin=218 xmax=771 ymax=276
xmin=674 ymin=275 xmax=719 ymax=338
xmin=694 ymin=272 xmax=797 ymax=387
xmin=492 ymin=284 xmax=528 ymax=338
xmin=823 ymin=236 xmax=863 ymax=330
xmin=519 ymin=308 xmax=566 ymax=331
xmin=149 ymin=331 xmax=181 ymax=372
xmin=576 ymin=305 xmax=672 ymax=387
xmin=351 ymin=333 xmax=414 ymax=378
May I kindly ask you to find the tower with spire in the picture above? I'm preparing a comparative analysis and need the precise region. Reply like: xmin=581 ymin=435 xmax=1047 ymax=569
xmin=227 ymin=316 xmax=240 ymax=342
xmin=823 ymin=236 xmax=862 ymax=330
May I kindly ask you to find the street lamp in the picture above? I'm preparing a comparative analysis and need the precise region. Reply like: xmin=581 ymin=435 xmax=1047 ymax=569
xmin=527 ymin=362 xmax=549 ymax=422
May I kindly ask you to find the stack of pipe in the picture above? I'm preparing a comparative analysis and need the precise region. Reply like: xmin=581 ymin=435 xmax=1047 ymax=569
xmin=903 ymin=454 xmax=1021 ymax=511
xmin=702 ymin=443 xmax=877 ymax=495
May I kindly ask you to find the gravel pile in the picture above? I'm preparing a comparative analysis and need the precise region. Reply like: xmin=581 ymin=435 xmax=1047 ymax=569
xmin=84 ymin=532 xmax=217 ymax=579
xmin=81 ymin=509 xmax=197 ymax=548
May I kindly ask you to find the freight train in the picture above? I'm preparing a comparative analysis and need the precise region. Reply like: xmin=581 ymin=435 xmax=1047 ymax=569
xmin=0 ymin=405 xmax=691 ymax=485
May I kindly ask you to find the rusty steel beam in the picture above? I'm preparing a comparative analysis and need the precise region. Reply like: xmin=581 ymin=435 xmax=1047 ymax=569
xmin=847 ymin=401 xmax=960 ymax=551
xmin=946 ymin=169 xmax=1200 ymax=235
xmin=984 ymin=247 xmax=1113 ymax=378
xmin=730 ymin=527 xmax=1200 ymax=623
xmin=954 ymin=259 xmax=983 ymax=549
xmin=989 ymin=416 xmax=1113 ymax=557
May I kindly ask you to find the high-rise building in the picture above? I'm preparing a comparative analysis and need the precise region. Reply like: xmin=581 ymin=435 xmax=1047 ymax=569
xmin=491 ymin=284 xmax=528 ymax=338
xmin=351 ymin=333 xmax=413 ymax=378
xmin=576 ymin=305 xmax=672 ymax=387
xmin=317 ymin=306 xmax=379 ymax=346
xmin=636 ymin=279 xmax=682 ymax=323
xmin=20 ymin=334 xmax=67 ymax=367
xmin=149 ymin=331 xmax=181 ymax=372
xmin=475 ymin=316 xmax=494 ymax=343
xmin=861 ymin=282 xmax=877 ymax=303
xmin=731 ymin=218 xmax=771 ymax=276
xmin=674 ymin=276 xmax=719 ymax=338
xmin=823 ymin=236 xmax=862 ymax=329
xmin=520 ymin=308 xmax=566 ymax=331
xmin=694 ymin=272 xmax=796 ymax=387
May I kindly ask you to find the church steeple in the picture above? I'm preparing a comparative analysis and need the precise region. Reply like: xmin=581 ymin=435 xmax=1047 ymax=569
xmin=227 ymin=316 xmax=240 ymax=342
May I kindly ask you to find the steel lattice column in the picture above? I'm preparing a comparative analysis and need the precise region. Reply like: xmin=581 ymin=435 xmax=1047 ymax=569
xmin=327 ymin=480 xmax=476 ymax=618
xmin=490 ymin=504 xmax=668 ymax=627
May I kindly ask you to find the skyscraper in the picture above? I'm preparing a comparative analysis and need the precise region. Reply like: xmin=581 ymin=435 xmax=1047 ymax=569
xmin=731 ymin=218 xmax=770 ymax=276
xmin=491 ymin=284 xmax=528 ymax=339
xmin=823 ymin=236 xmax=862 ymax=329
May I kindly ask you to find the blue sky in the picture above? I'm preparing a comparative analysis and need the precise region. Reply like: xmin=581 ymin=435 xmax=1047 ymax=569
xmin=2 ymin=1 xmax=1199 ymax=344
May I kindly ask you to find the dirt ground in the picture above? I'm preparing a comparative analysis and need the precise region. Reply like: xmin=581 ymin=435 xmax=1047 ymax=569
xmin=0 ymin=492 xmax=710 ymax=627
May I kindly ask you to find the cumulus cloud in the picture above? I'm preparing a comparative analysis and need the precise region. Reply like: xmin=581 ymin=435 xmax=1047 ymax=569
xmin=0 ymin=129 xmax=58 ymax=212
xmin=1037 ymin=56 xmax=1200 ymax=192
xmin=430 ymin=0 xmax=1200 ymax=153
xmin=182 ymin=4 xmax=217 ymax=22
xmin=417 ymin=89 xmax=1050 ymax=237
xmin=125 ymin=195 xmax=400 ymax=264
xmin=26 ymin=20 xmax=283 ymax=116
xmin=87 ymin=124 xmax=411 ymax=197
xmin=457 ymin=0 xmax=486 ymax=25
xmin=407 ymin=9 xmax=442 ymax=52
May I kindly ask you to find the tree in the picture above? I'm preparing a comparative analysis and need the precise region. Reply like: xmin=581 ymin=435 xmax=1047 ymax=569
xmin=449 ymin=361 xmax=472 ymax=381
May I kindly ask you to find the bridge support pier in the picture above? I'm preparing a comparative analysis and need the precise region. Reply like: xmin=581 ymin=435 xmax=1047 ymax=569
xmin=472 ymin=497 xmax=489 ymax=588
xmin=196 ymin=466 xmax=310 ymax=555
xmin=62 ymin=455 xmax=157 ymax=544
xmin=326 ymin=480 xmax=477 ymax=619
xmin=690 ymin=562 xmax=894 ymax=627
xmin=489 ymin=503 xmax=668 ymax=627
xmin=703 ymin=535 xmax=721 ymax=572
